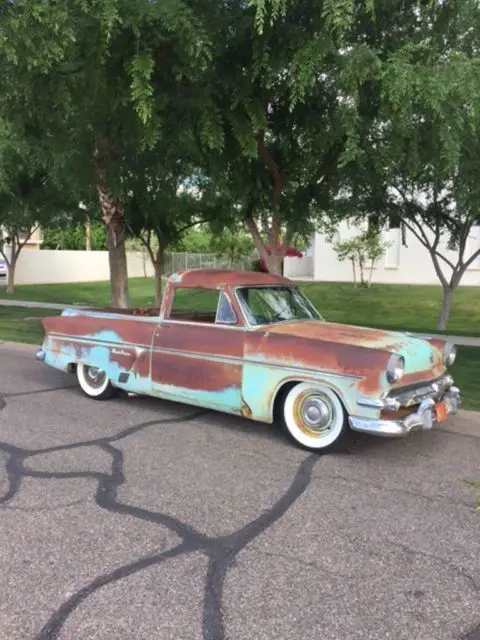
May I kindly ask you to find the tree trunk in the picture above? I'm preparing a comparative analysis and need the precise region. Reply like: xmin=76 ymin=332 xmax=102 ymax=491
xmin=5 ymin=237 xmax=17 ymax=294
xmin=85 ymin=216 xmax=91 ymax=251
xmin=6 ymin=258 xmax=15 ymax=294
xmin=153 ymin=247 xmax=165 ymax=308
xmin=437 ymin=286 xmax=454 ymax=331
xmin=244 ymin=215 xmax=286 ymax=275
xmin=105 ymin=223 xmax=130 ymax=308
xmin=97 ymin=186 xmax=131 ymax=308
xmin=368 ymin=259 xmax=375 ymax=288
xmin=264 ymin=252 xmax=283 ymax=275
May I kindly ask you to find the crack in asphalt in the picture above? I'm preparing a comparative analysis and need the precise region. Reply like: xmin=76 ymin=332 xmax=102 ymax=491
xmin=464 ymin=623 xmax=480 ymax=640
xmin=0 ymin=390 xmax=319 ymax=640
xmin=1 ymin=385 xmax=78 ymax=399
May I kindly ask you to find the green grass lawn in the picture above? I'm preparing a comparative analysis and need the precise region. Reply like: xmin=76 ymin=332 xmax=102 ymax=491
xmin=450 ymin=347 xmax=480 ymax=412
xmin=0 ymin=305 xmax=477 ymax=412
xmin=0 ymin=307 xmax=61 ymax=345
xmin=0 ymin=278 xmax=479 ymax=336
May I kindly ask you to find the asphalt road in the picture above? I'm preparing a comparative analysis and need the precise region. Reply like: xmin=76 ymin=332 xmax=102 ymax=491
xmin=1 ymin=342 xmax=480 ymax=640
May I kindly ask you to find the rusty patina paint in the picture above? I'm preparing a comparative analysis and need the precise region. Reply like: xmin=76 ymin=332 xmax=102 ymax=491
xmin=167 ymin=268 xmax=291 ymax=288
xmin=37 ymin=269 xmax=455 ymax=428
xmin=155 ymin=323 xmax=244 ymax=359
xmin=426 ymin=338 xmax=447 ymax=353
xmin=42 ymin=311 xmax=156 ymax=388
xmin=150 ymin=322 xmax=244 ymax=412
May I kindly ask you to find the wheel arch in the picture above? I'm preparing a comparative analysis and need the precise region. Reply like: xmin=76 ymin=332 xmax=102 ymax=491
xmin=270 ymin=376 xmax=351 ymax=424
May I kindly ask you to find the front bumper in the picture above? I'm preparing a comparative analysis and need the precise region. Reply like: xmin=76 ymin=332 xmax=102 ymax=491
xmin=349 ymin=386 xmax=460 ymax=437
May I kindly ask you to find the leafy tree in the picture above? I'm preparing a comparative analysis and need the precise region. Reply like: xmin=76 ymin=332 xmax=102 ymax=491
xmin=173 ymin=226 xmax=214 ymax=254
xmin=173 ymin=225 xmax=255 ymax=262
xmin=209 ymin=227 xmax=255 ymax=264
xmin=332 ymin=230 xmax=387 ymax=288
xmin=42 ymin=218 xmax=108 ymax=251
xmin=0 ymin=0 xmax=217 ymax=307
xmin=0 ymin=120 xmax=76 ymax=292
xmin=123 ymin=154 xmax=234 ymax=305
xmin=329 ymin=0 xmax=480 ymax=329
xmin=202 ymin=0 xmax=352 ymax=275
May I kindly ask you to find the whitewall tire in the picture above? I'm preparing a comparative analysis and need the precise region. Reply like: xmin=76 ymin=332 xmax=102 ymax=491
xmin=77 ymin=363 xmax=117 ymax=401
xmin=281 ymin=382 xmax=348 ymax=452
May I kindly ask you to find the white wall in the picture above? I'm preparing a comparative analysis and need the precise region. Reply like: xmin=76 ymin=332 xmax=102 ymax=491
xmin=283 ymin=256 xmax=313 ymax=278
xmin=13 ymin=250 xmax=154 ymax=285
xmin=309 ymin=222 xmax=480 ymax=286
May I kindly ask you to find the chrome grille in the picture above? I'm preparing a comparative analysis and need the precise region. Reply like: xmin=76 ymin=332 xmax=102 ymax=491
xmin=387 ymin=375 xmax=453 ymax=408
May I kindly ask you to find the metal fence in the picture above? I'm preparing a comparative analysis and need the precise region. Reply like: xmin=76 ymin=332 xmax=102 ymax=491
xmin=163 ymin=252 xmax=253 ymax=275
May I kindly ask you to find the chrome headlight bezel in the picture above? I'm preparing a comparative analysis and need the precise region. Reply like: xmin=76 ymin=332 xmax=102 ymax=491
xmin=386 ymin=354 xmax=405 ymax=384
xmin=443 ymin=342 xmax=457 ymax=367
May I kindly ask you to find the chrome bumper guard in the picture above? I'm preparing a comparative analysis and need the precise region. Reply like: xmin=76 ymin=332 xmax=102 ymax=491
xmin=349 ymin=386 xmax=460 ymax=438
xmin=36 ymin=348 xmax=46 ymax=362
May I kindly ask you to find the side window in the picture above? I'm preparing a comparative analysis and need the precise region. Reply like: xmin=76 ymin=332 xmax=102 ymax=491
xmin=168 ymin=288 xmax=219 ymax=323
xmin=216 ymin=291 xmax=238 ymax=325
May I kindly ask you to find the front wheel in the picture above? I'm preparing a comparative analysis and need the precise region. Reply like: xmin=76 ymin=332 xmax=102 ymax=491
xmin=77 ymin=363 xmax=117 ymax=401
xmin=281 ymin=382 xmax=348 ymax=453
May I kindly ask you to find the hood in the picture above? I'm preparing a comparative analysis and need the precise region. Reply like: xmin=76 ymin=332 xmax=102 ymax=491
xmin=262 ymin=321 xmax=444 ymax=374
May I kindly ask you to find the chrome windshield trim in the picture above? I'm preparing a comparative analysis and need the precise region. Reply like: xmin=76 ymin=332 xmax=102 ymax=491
xmin=232 ymin=284 xmax=324 ymax=329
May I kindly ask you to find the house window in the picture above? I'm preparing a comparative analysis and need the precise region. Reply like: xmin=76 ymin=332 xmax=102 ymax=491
xmin=168 ymin=288 xmax=237 ymax=325
xmin=384 ymin=227 xmax=401 ymax=269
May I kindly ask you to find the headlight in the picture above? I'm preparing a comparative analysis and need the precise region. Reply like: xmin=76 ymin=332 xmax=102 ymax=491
xmin=443 ymin=342 xmax=457 ymax=366
xmin=386 ymin=354 xmax=405 ymax=384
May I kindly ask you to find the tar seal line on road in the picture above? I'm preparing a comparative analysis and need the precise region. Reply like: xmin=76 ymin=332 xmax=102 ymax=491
xmin=0 ymin=388 xmax=320 ymax=640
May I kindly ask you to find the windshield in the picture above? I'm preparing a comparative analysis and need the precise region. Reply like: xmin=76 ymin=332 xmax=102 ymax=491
xmin=236 ymin=286 xmax=322 ymax=326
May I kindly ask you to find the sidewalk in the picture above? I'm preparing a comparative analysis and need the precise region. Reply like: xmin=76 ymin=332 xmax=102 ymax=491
xmin=1 ymin=298 xmax=480 ymax=346
xmin=415 ymin=333 xmax=480 ymax=347
xmin=0 ymin=299 xmax=84 ymax=311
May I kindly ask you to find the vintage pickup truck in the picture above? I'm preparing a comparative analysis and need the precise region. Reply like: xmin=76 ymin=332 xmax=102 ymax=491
xmin=36 ymin=269 xmax=460 ymax=452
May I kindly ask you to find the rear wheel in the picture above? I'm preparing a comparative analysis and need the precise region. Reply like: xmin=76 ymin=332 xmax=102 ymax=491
xmin=281 ymin=382 xmax=348 ymax=453
xmin=77 ymin=363 xmax=117 ymax=401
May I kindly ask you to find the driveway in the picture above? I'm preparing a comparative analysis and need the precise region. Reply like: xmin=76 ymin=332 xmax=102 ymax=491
xmin=1 ymin=342 xmax=479 ymax=640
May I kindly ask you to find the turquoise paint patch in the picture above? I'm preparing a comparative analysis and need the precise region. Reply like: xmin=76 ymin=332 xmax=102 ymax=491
xmin=43 ymin=337 xmax=152 ymax=396
xmin=242 ymin=363 xmax=360 ymax=423
xmin=392 ymin=336 xmax=437 ymax=374
xmin=152 ymin=382 xmax=242 ymax=414
xmin=168 ymin=272 xmax=183 ymax=283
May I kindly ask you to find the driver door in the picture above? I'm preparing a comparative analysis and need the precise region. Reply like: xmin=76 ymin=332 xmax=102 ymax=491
xmin=150 ymin=287 xmax=245 ymax=414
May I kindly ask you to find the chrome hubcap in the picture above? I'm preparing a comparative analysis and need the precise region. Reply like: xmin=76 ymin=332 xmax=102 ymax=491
xmin=300 ymin=395 xmax=334 ymax=432
xmin=85 ymin=366 xmax=106 ymax=388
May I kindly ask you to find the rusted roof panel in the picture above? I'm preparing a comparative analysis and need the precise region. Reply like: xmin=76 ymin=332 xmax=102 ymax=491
xmin=167 ymin=269 xmax=292 ymax=288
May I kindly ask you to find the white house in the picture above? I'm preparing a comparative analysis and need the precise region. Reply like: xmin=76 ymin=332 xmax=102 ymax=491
xmin=0 ymin=226 xmax=43 ymax=251
xmin=284 ymin=221 xmax=480 ymax=286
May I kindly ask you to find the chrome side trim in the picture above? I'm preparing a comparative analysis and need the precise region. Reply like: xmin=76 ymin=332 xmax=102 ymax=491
xmin=47 ymin=332 xmax=362 ymax=381
xmin=162 ymin=319 xmax=245 ymax=331
xmin=62 ymin=308 xmax=161 ymax=323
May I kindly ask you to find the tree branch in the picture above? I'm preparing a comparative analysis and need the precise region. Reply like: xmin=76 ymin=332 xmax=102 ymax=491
xmin=256 ymin=131 xmax=283 ymax=210
xmin=402 ymin=219 xmax=449 ymax=289
xmin=176 ymin=216 xmax=215 ymax=236
xmin=245 ymin=214 xmax=269 ymax=262
xmin=463 ymin=246 xmax=480 ymax=271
